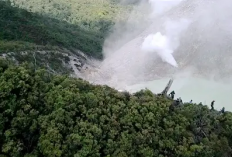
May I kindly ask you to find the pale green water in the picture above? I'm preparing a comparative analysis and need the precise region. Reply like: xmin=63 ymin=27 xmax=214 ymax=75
xmin=126 ymin=77 xmax=232 ymax=111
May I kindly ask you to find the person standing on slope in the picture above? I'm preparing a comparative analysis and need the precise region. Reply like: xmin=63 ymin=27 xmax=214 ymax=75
xmin=169 ymin=91 xmax=175 ymax=99
xmin=221 ymin=107 xmax=225 ymax=114
xmin=211 ymin=100 xmax=215 ymax=110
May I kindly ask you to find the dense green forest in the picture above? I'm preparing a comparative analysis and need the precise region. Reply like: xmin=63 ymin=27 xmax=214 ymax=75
xmin=1 ymin=0 xmax=232 ymax=156
xmin=10 ymin=0 xmax=132 ymax=33
xmin=0 ymin=0 xmax=132 ymax=59
xmin=0 ymin=58 xmax=232 ymax=157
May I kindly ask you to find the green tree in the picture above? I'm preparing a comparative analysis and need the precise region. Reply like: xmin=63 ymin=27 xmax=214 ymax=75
xmin=0 ymin=59 xmax=232 ymax=156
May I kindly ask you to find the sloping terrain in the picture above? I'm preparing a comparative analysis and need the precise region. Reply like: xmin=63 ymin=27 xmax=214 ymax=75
xmin=0 ymin=0 xmax=104 ymax=58
xmin=0 ymin=59 xmax=232 ymax=157
xmin=10 ymin=0 xmax=132 ymax=33
xmin=84 ymin=0 xmax=232 ymax=88
xmin=0 ymin=1 xmax=232 ymax=156
xmin=0 ymin=0 xmax=133 ymax=76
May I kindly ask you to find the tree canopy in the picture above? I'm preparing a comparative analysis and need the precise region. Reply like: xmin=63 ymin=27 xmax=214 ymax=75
xmin=0 ymin=0 xmax=132 ymax=59
xmin=0 ymin=58 xmax=232 ymax=157
xmin=0 ymin=0 xmax=232 ymax=156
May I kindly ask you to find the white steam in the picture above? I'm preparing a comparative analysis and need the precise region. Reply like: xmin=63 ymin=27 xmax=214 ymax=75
xmin=82 ymin=0 xmax=232 ymax=90
xmin=141 ymin=32 xmax=178 ymax=67
xmin=141 ymin=18 xmax=191 ymax=68
xmin=148 ymin=0 xmax=183 ymax=16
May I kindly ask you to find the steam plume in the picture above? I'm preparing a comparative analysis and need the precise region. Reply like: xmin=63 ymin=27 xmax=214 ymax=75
xmin=141 ymin=17 xmax=191 ymax=68
xmin=83 ymin=0 xmax=232 ymax=89
xmin=141 ymin=32 xmax=178 ymax=67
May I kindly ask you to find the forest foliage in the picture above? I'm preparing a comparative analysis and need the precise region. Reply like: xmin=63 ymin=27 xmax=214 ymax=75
xmin=0 ymin=58 xmax=232 ymax=157
xmin=1 ymin=0 xmax=232 ymax=156
xmin=0 ymin=0 xmax=132 ymax=59
xmin=9 ymin=0 xmax=132 ymax=33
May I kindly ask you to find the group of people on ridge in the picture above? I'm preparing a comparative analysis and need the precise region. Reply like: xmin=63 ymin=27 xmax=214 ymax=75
xmin=168 ymin=90 xmax=225 ymax=113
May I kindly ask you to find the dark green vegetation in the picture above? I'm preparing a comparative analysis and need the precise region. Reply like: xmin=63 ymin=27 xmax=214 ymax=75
xmin=1 ymin=58 xmax=232 ymax=157
xmin=0 ymin=0 xmax=131 ymax=59
xmin=10 ymin=0 xmax=131 ymax=33
xmin=1 ymin=0 xmax=232 ymax=156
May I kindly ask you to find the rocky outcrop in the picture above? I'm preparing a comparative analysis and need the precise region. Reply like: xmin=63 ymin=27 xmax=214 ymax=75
xmin=0 ymin=49 xmax=99 ymax=78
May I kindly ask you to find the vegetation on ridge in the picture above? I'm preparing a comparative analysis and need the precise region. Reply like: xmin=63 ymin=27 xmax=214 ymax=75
xmin=1 ymin=0 xmax=232 ymax=156
xmin=0 ymin=58 xmax=232 ymax=157
xmin=0 ymin=0 xmax=131 ymax=59
xmin=9 ymin=0 xmax=132 ymax=34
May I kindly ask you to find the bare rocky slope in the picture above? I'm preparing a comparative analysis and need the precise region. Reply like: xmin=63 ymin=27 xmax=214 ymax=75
xmin=0 ymin=49 xmax=99 ymax=78
xmin=83 ymin=0 xmax=232 ymax=89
